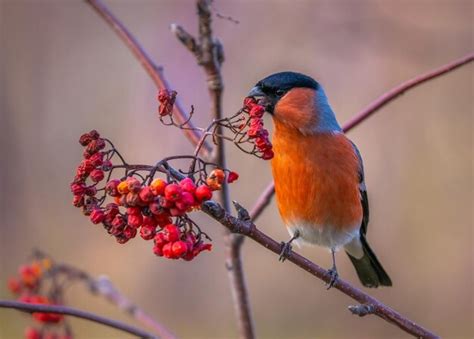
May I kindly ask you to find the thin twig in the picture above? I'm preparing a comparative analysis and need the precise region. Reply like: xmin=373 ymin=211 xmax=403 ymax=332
xmin=84 ymin=0 xmax=212 ymax=155
xmin=0 ymin=300 xmax=157 ymax=339
xmin=248 ymin=52 xmax=474 ymax=221
xmin=344 ymin=52 xmax=474 ymax=131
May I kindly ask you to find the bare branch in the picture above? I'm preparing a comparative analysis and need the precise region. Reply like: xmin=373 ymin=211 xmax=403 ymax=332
xmin=199 ymin=200 xmax=439 ymax=339
xmin=0 ymin=300 xmax=157 ymax=339
xmin=170 ymin=24 xmax=200 ymax=56
xmin=172 ymin=1 xmax=254 ymax=337
xmin=91 ymin=276 xmax=176 ymax=339
xmin=344 ymin=52 xmax=474 ymax=131
xmin=248 ymin=52 xmax=474 ymax=221
xmin=84 ymin=0 xmax=212 ymax=155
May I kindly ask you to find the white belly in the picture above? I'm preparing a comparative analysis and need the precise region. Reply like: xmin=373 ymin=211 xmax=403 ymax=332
xmin=287 ymin=222 xmax=360 ymax=251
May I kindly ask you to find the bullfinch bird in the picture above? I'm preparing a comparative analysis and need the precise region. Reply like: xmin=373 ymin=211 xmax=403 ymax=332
xmin=248 ymin=72 xmax=392 ymax=288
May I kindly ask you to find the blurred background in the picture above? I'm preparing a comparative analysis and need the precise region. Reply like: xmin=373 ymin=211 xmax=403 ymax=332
xmin=1 ymin=0 xmax=472 ymax=338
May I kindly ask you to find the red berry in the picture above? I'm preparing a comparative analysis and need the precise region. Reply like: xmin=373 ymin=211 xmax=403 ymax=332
xmin=262 ymin=149 xmax=274 ymax=160
xmin=243 ymin=97 xmax=257 ymax=109
xmin=163 ymin=224 xmax=180 ymax=242
xmin=164 ymin=184 xmax=182 ymax=202
xmin=169 ymin=207 xmax=185 ymax=217
xmin=127 ymin=214 xmax=143 ymax=228
xmin=142 ymin=215 xmax=157 ymax=227
xmin=249 ymin=105 xmax=264 ymax=118
xmin=126 ymin=207 xmax=141 ymax=215
xmin=154 ymin=232 xmax=167 ymax=248
xmin=140 ymin=224 xmax=156 ymax=240
xmin=105 ymin=179 xmax=121 ymax=197
xmin=195 ymin=185 xmax=212 ymax=202
xmin=72 ymin=195 xmax=84 ymax=207
xmin=125 ymin=192 xmax=140 ymax=206
xmin=160 ymin=197 xmax=174 ymax=209
xmin=175 ymin=191 xmax=195 ymax=211
xmin=227 ymin=171 xmax=239 ymax=183
xmin=192 ymin=242 xmax=212 ymax=256
xmin=7 ymin=277 xmax=22 ymax=294
xmin=149 ymin=201 xmax=163 ymax=215
xmin=139 ymin=186 xmax=154 ymax=203
xmin=24 ymin=327 xmax=41 ymax=339
xmin=80 ymin=159 xmax=95 ymax=173
xmin=102 ymin=159 xmax=113 ymax=171
xmin=162 ymin=243 xmax=176 ymax=258
xmin=153 ymin=245 xmax=163 ymax=256
xmin=154 ymin=213 xmax=172 ymax=227
xmin=90 ymin=208 xmax=105 ymax=224
xmin=123 ymin=226 xmax=137 ymax=239
xmin=89 ymin=152 xmax=104 ymax=166
xmin=171 ymin=241 xmax=188 ymax=257
xmin=85 ymin=138 xmax=105 ymax=155
xmin=126 ymin=177 xmax=141 ymax=193
xmin=179 ymin=178 xmax=196 ymax=193
xmin=111 ymin=215 xmax=125 ymax=228
xmin=70 ymin=182 xmax=85 ymax=195
xmin=90 ymin=169 xmax=104 ymax=182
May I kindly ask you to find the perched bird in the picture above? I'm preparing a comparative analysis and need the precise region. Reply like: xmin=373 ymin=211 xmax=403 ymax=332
xmin=248 ymin=71 xmax=392 ymax=288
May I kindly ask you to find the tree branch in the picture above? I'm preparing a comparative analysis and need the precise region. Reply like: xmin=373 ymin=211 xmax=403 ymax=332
xmin=140 ymin=162 xmax=438 ymax=338
xmin=89 ymin=275 xmax=176 ymax=339
xmin=84 ymin=0 xmax=212 ymax=155
xmin=171 ymin=2 xmax=254 ymax=338
xmin=0 ymin=300 xmax=157 ymax=339
xmin=199 ymin=201 xmax=439 ymax=339
xmin=248 ymin=52 xmax=474 ymax=221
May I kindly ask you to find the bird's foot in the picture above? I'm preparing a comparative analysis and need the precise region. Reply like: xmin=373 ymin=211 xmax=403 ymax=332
xmin=279 ymin=241 xmax=292 ymax=262
xmin=279 ymin=230 xmax=300 ymax=262
xmin=326 ymin=267 xmax=339 ymax=290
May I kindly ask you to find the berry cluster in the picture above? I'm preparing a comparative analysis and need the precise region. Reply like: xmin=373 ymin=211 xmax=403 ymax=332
xmin=8 ymin=261 xmax=48 ymax=294
xmin=242 ymin=97 xmax=274 ymax=160
xmin=71 ymin=130 xmax=238 ymax=260
xmin=8 ymin=258 xmax=71 ymax=339
xmin=19 ymin=295 xmax=64 ymax=324
xmin=157 ymin=89 xmax=177 ymax=117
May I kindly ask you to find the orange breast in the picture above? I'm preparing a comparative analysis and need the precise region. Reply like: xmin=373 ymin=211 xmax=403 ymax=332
xmin=271 ymin=122 xmax=362 ymax=232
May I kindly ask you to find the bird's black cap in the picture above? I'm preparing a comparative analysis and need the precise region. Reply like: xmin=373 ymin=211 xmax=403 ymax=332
xmin=256 ymin=71 xmax=319 ymax=92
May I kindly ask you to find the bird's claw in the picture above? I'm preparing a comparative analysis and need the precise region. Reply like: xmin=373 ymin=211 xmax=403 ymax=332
xmin=326 ymin=267 xmax=339 ymax=289
xmin=279 ymin=241 xmax=292 ymax=262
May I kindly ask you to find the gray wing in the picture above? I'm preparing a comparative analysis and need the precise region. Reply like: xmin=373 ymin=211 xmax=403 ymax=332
xmin=350 ymin=141 xmax=369 ymax=236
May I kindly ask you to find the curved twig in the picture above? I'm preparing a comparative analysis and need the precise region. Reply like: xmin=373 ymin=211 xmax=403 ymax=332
xmin=84 ymin=0 xmax=211 ymax=155
xmin=0 ymin=300 xmax=157 ymax=338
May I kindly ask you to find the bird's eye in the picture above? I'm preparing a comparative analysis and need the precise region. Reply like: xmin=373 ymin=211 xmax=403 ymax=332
xmin=275 ymin=89 xmax=286 ymax=97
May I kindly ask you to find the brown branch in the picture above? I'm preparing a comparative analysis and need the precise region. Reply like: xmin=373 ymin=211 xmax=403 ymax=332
xmin=84 ymin=0 xmax=212 ymax=155
xmin=91 ymin=276 xmax=176 ymax=339
xmin=200 ymin=201 xmax=439 ymax=339
xmin=171 ymin=2 xmax=254 ymax=338
xmin=30 ymin=249 xmax=175 ymax=339
xmin=0 ymin=300 xmax=157 ymax=338
xmin=344 ymin=52 xmax=474 ymax=131
xmin=248 ymin=52 xmax=474 ymax=221
xmin=143 ymin=162 xmax=438 ymax=338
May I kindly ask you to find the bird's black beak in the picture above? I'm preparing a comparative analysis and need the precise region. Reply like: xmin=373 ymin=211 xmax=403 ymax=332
xmin=247 ymin=86 xmax=274 ymax=114
xmin=248 ymin=86 xmax=265 ymax=99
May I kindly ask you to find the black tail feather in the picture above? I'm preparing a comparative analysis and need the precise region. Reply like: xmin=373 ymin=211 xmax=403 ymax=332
xmin=346 ymin=236 xmax=392 ymax=288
